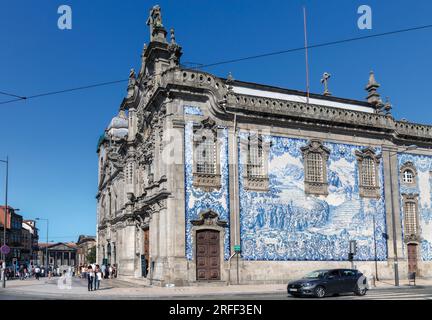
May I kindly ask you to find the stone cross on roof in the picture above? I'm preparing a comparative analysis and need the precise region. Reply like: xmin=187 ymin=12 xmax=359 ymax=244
xmin=321 ymin=72 xmax=331 ymax=96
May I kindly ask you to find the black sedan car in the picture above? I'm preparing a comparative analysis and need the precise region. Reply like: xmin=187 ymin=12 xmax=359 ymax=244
xmin=287 ymin=269 xmax=368 ymax=298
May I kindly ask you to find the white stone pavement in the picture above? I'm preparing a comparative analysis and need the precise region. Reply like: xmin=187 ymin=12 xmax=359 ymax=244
xmin=1 ymin=277 xmax=431 ymax=299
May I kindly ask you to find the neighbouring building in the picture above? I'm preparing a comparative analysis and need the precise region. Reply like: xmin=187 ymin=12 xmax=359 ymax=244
xmin=76 ymin=235 xmax=96 ymax=266
xmin=21 ymin=220 xmax=39 ymax=264
xmin=0 ymin=206 xmax=23 ymax=265
xmin=96 ymin=5 xmax=432 ymax=286
xmin=37 ymin=242 xmax=77 ymax=270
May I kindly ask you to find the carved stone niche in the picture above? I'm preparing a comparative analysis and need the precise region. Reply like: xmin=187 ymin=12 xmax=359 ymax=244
xmin=301 ymin=140 xmax=330 ymax=196
xmin=192 ymin=117 xmax=222 ymax=192
xmin=355 ymin=147 xmax=381 ymax=199
xmin=191 ymin=210 xmax=228 ymax=228
xmin=400 ymin=161 xmax=417 ymax=187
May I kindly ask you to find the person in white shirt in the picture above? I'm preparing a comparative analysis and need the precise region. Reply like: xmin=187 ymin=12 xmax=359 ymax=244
xmin=95 ymin=265 xmax=102 ymax=290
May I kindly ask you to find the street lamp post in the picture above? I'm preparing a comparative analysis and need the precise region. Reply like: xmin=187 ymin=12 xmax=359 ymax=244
xmin=36 ymin=218 xmax=49 ymax=276
xmin=1 ymin=157 xmax=9 ymax=289
xmin=388 ymin=145 xmax=417 ymax=287
xmin=372 ymin=213 xmax=379 ymax=281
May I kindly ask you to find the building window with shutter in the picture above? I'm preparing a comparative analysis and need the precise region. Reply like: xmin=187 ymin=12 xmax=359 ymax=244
xmin=355 ymin=147 xmax=381 ymax=198
xmin=301 ymin=140 xmax=330 ymax=196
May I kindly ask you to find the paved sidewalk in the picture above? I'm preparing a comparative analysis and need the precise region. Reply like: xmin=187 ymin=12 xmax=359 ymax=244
xmin=1 ymin=276 xmax=431 ymax=299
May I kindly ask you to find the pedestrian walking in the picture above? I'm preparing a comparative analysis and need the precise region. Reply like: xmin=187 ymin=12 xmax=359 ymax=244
xmin=34 ymin=266 xmax=40 ymax=280
xmin=108 ymin=265 xmax=113 ymax=279
xmin=95 ymin=265 xmax=102 ymax=290
xmin=87 ymin=265 xmax=94 ymax=291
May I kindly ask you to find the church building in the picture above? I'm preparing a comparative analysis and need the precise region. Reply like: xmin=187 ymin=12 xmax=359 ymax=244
xmin=96 ymin=5 xmax=432 ymax=285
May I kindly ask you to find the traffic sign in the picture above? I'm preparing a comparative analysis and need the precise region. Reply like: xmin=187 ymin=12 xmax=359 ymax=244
xmin=0 ymin=245 xmax=10 ymax=255
xmin=234 ymin=245 xmax=241 ymax=253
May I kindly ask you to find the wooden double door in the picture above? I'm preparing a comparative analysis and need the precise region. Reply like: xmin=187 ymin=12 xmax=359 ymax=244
xmin=196 ymin=230 xmax=221 ymax=281
xmin=407 ymin=244 xmax=418 ymax=274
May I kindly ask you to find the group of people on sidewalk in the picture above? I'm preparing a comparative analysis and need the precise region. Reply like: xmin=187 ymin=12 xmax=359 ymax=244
xmin=79 ymin=263 xmax=117 ymax=291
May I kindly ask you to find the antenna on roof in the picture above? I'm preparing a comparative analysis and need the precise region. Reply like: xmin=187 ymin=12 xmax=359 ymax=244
xmin=303 ymin=6 xmax=310 ymax=104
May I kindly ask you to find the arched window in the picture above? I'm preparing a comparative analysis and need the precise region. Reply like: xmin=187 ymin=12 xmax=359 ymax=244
xmin=400 ymin=162 xmax=417 ymax=186
xmin=403 ymin=170 xmax=414 ymax=184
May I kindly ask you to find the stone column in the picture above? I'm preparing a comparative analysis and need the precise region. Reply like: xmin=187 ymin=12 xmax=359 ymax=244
xmin=227 ymin=125 xmax=240 ymax=251
xmin=382 ymin=144 xmax=404 ymax=278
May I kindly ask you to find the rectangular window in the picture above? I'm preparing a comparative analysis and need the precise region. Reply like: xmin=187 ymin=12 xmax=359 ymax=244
xmin=404 ymin=202 xmax=418 ymax=235
xmin=196 ymin=136 xmax=215 ymax=174
xmin=247 ymin=135 xmax=264 ymax=178
xmin=307 ymin=153 xmax=323 ymax=183
xmin=361 ymin=157 xmax=376 ymax=187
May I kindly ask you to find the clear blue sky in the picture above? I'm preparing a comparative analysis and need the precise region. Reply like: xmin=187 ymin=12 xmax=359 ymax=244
xmin=0 ymin=0 xmax=431 ymax=242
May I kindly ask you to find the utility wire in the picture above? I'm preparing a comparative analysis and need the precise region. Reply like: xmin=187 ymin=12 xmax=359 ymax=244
xmin=0 ymin=91 xmax=26 ymax=99
xmin=1 ymin=23 xmax=432 ymax=106
xmin=0 ymin=79 xmax=128 ymax=105
xmin=194 ymin=23 xmax=432 ymax=69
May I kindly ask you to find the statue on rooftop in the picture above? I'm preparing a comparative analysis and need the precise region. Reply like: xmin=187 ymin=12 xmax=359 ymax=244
xmin=147 ymin=5 xmax=163 ymax=30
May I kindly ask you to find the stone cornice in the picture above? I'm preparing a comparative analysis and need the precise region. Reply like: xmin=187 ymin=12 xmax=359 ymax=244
xmin=140 ymin=67 xmax=432 ymax=146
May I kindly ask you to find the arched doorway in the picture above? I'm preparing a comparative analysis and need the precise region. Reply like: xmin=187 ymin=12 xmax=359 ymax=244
xmin=196 ymin=229 xmax=220 ymax=281
xmin=407 ymin=243 xmax=418 ymax=274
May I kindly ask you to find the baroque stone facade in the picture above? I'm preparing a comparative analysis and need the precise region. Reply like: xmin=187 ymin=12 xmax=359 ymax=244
xmin=96 ymin=6 xmax=432 ymax=285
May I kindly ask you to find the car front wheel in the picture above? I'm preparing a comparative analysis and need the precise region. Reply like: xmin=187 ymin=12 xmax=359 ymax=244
xmin=354 ymin=286 xmax=367 ymax=296
xmin=314 ymin=286 xmax=326 ymax=298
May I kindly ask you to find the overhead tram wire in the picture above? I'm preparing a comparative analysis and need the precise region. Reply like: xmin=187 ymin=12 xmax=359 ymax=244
xmin=1 ymin=23 xmax=432 ymax=106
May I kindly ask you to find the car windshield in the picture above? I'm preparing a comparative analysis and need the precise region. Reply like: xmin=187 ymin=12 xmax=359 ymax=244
xmin=303 ymin=271 xmax=328 ymax=279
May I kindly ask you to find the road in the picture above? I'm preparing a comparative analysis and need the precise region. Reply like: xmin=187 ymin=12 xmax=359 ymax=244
xmin=0 ymin=277 xmax=431 ymax=300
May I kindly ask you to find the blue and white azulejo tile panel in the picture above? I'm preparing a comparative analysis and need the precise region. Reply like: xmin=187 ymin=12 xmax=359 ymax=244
xmin=239 ymin=132 xmax=388 ymax=261
xmin=184 ymin=121 xmax=231 ymax=260
xmin=398 ymin=153 xmax=432 ymax=261
xmin=184 ymin=105 xmax=204 ymax=116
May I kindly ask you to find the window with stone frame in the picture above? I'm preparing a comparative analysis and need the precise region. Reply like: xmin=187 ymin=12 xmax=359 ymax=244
xmin=196 ymin=135 xmax=216 ymax=174
xmin=192 ymin=118 xmax=221 ymax=191
xmin=355 ymin=147 xmax=381 ymax=198
xmin=400 ymin=162 xmax=417 ymax=186
xmin=243 ymin=133 xmax=269 ymax=191
xmin=402 ymin=194 xmax=420 ymax=243
xmin=301 ymin=140 xmax=330 ymax=196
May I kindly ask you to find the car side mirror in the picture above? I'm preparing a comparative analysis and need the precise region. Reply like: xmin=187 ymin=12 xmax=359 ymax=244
xmin=327 ymin=275 xmax=335 ymax=279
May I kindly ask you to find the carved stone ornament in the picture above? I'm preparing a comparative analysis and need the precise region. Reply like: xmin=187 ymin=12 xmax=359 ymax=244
xmin=404 ymin=233 xmax=421 ymax=244
xmin=191 ymin=210 xmax=228 ymax=228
